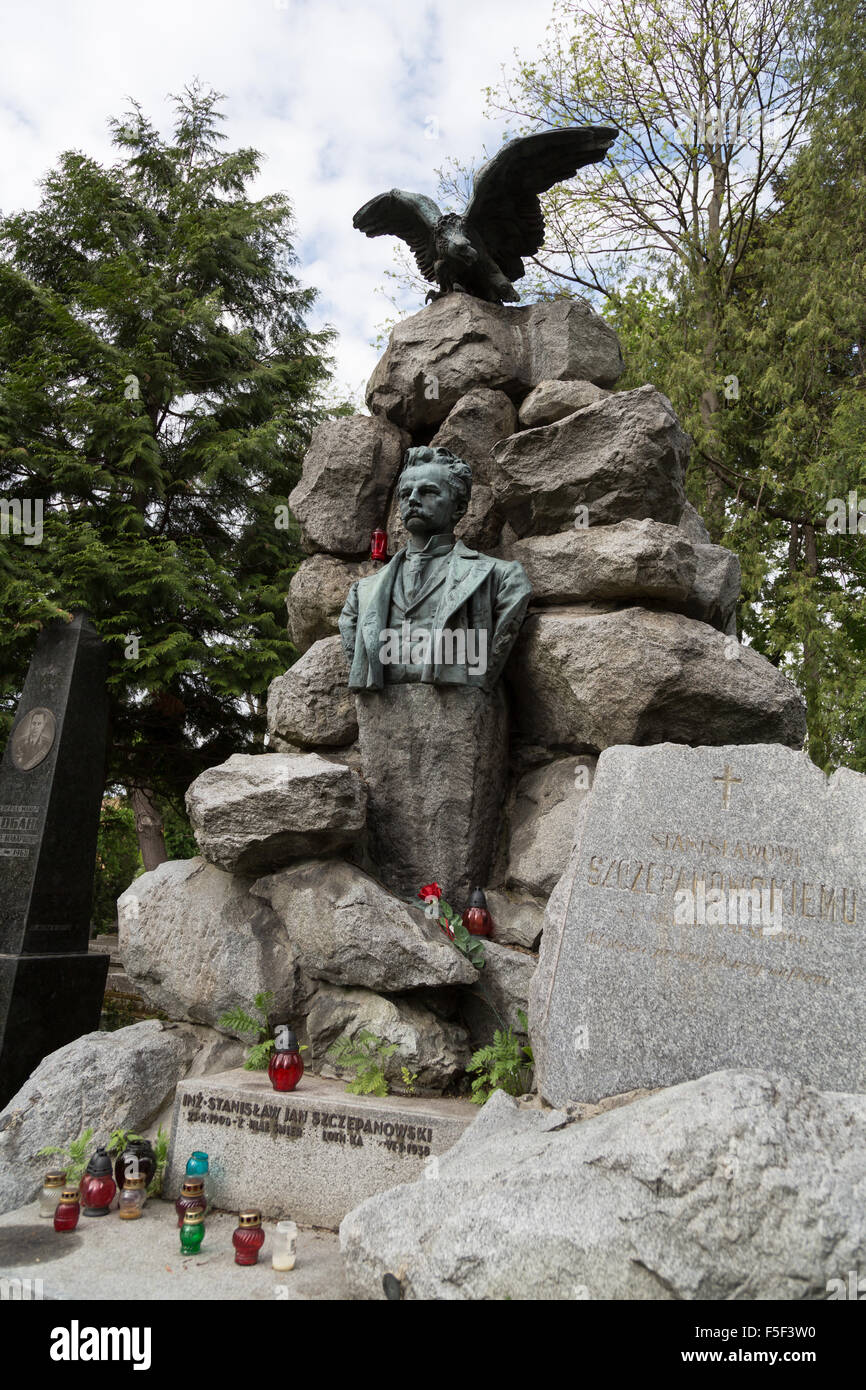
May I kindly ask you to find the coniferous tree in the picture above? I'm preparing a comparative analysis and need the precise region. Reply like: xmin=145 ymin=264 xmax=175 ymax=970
xmin=0 ymin=84 xmax=332 ymax=864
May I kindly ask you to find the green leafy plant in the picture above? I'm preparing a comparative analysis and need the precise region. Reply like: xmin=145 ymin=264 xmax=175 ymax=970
xmin=400 ymin=1066 xmax=419 ymax=1095
xmin=37 ymin=1126 xmax=95 ymax=1185
xmin=107 ymin=1128 xmax=143 ymax=1159
xmin=467 ymin=1010 xmax=534 ymax=1105
xmin=218 ymin=991 xmax=276 ymax=1070
xmin=217 ymin=992 xmax=309 ymax=1070
xmin=148 ymin=1126 xmax=169 ymax=1198
xmin=327 ymin=1031 xmax=398 ymax=1097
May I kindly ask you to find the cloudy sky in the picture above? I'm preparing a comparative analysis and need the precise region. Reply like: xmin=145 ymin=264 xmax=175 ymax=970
xmin=1 ymin=0 xmax=559 ymax=404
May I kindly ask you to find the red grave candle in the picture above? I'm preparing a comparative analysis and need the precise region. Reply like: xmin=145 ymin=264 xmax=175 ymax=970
xmin=233 ymin=1211 xmax=266 ymax=1265
xmin=268 ymin=1026 xmax=305 ymax=1092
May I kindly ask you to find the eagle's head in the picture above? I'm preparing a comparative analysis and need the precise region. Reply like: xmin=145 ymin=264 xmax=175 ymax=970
xmin=435 ymin=213 xmax=478 ymax=267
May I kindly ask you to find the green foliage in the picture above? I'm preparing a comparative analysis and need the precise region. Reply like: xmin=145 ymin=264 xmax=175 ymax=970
xmin=99 ymin=994 xmax=142 ymax=1030
xmin=148 ymin=1125 xmax=169 ymax=1198
xmin=467 ymin=1011 xmax=534 ymax=1105
xmin=0 ymin=82 xmax=333 ymax=814
xmin=450 ymin=914 xmax=486 ymax=970
xmin=400 ymin=1066 xmax=419 ymax=1095
xmin=217 ymin=990 xmax=273 ymax=1070
xmin=217 ymin=992 xmax=308 ymax=1071
xmin=92 ymin=794 xmax=142 ymax=933
xmin=37 ymin=1126 xmax=95 ymax=1185
xmin=327 ymin=1030 xmax=398 ymax=1097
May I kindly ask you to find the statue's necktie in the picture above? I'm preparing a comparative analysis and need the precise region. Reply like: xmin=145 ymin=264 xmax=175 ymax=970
xmin=403 ymin=553 xmax=426 ymax=602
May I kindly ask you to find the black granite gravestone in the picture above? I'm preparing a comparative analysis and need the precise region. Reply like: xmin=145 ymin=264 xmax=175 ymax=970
xmin=0 ymin=612 xmax=109 ymax=1107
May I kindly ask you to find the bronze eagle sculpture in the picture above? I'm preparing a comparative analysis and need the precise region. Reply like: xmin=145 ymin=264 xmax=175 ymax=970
xmin=353 ymin=126 xmax=618 ymax=305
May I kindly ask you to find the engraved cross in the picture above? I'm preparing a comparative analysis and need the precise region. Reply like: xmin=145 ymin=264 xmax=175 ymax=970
xmin=713 ymin=764 xmax=743 ymax=808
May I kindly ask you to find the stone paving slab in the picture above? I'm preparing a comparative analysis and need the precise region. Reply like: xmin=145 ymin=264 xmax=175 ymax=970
xmin=0 ymin=1199 xmax=348 ymax=1301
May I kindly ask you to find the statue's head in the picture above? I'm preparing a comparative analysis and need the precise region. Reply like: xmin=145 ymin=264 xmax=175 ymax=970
xmin=397 ymin=446 xmax=472 ymax=537
xmin=435 ymin=213 xmax=478 ymax=268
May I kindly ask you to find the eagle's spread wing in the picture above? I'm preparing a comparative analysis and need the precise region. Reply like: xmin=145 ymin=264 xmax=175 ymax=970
xmin=465 ymin=127 xmax=618 ymax=281
xmin=352 ymin=190 xmax=441 ymax=284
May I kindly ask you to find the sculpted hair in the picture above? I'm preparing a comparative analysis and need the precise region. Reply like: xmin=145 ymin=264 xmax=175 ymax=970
xmin=401 ymin=446 xmax=472 ymax=509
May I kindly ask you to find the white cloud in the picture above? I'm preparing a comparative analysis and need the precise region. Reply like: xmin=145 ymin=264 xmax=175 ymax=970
xmin=0 ymin=0 xmax=557 ymax=398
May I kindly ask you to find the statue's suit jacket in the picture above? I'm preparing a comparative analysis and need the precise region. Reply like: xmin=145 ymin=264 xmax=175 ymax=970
xmin=338 ymin=539 xmax=531 ymax=691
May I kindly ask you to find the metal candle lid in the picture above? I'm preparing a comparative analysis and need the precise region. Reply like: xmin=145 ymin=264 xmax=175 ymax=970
xmin=85 ymin=1147 xmax=113 ymax=1177
xmin=44 ymin=1171 xmax=67 ymax=1188
xmin=181 ymin=1177 xmax=205 ymax=1195
xmin=60 ymin=1188 xmax=80 ymax=1203
xmin=182 ymin=1209 xmax=204 ymax=1225
xmin=238 ymin=1210 xmax=262 ymax=1228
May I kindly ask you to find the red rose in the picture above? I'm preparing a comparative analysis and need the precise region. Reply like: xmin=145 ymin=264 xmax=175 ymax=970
xmin=418 ymin=882 xmax=442 ymax=901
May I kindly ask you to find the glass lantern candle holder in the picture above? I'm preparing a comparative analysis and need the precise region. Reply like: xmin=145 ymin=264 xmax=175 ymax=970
xmin=175 ymin=1176 xmax=206 ymax=1228
xmin=39 ymin=1170 xmax=67 ymax=1219
xmin=114 ymin=1138 xmax=156 ymax=1191
xmin=80 ymin=1147 xmax=117 ymax=1216
xmin=462 ymin=887 xmax=493 ymax=937
xmin=272 ymin=1220 xmax=298 ymax=1272
xmin=268 ymin=1025 xmax=304 ymax=1092
xmin=185 ymin=1152 xmax=210 ymax=1210
xmin=117 ymin=1175 xmax=147 ymax=1220
xmin=232 ymin=1210 xmax=266 ymax=1266
xmin=180 ymin=1210 xmax=205 ymax=1255
xmin=54 ymin=1187 xmax=81 ymax=1232
xmin=370 ymin=528 xmax=388 ymax=563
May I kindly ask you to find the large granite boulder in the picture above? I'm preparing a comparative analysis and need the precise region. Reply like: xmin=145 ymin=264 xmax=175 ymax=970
xmin=118 ymin=857 xmax=310 ymax=1027
xmin=485 ymin=888 xmax=545 ymax=951
xmin=355 ymin=684 xmax=508 ymax=904
xmin=288 ymin=414 xmax=408 ymax=558
xmin=508 ymin=606 xmax=807 ymax=751
xmin=678 ymin=500 xmax=712 ymax=544
xmin=0 ymin=1021 xmax=242 ymax=1216
xmin=307 ymin=985 xmax=471 ymax=1093
xmin=287 ymin=554 xmax=377 ymax=654
xmin=366 ymin=294 xmax=624 ymax=433
xmin=510 ymin=520 xmax=697 ymax=606
xmin=340 ymin=1069 xmax=866 ymax=1299
xmin=491 ymin=386 xmax=689 ymax=536
xmin=267 ymin=637 xmax=357 ymax=749
xmin=186 ymin=752 xmax=367 ymax=876
xmin=251 ymin=859 xmax=477 ymax=992
xmin=518 ymin=378 xmax=608 ymax=428
xmin=505 ymin=756 xmax=597 ymax=897
xmin=461 ymin=940 xmax=537 ymax=1047
xmin=686 ymin=543 xmax=741 ymax=634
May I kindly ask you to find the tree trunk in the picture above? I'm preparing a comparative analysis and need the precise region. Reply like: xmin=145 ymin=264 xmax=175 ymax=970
xmin=131 ymin=786 xmax=168 ymax=872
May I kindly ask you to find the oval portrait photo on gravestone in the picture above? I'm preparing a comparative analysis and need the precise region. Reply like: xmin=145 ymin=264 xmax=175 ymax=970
xmin=9 ymin=708 xmax=56 ymax=772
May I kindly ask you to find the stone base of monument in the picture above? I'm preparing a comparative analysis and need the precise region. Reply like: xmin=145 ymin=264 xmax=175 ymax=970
xmin=165 ymin=1070 xmax=474 ymax=1230
xmin=0 ymin=951 xmax=109 ymax=1106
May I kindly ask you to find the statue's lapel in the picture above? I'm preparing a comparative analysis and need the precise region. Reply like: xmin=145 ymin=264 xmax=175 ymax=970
xmin=359 ymin=556 xmax=401 ymax=660
xmin=437 ymin=541 xmax=494 ymax=623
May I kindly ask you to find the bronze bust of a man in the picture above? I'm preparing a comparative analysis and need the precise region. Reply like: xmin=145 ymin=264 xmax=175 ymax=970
xmin=339 ymin=446 xmax=531 ymax=691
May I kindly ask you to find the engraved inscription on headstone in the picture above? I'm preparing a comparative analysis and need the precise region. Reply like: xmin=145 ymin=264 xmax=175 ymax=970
xmin=530 ymin=743 xmax=866 ymax=1106
xmin=165 ymin=1073 xmax=473 ymax=1229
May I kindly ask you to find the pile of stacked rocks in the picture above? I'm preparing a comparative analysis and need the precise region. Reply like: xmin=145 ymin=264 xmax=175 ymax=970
xmin=118 ymin=293 xmax=805 ymax=1096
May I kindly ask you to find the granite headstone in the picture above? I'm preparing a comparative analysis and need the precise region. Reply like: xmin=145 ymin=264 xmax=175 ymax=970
xmin=0 ymin=612 xmax=109 ymax=1106
xmin=530 ymin=743 xmax=866 ymax=1106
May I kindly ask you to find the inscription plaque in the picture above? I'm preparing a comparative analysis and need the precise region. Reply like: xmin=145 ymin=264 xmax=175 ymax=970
xmin=165 ymin=1070 xmax=473 ymax=1229
xmin=529 ymin=743 xmax=866 ymax=1105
